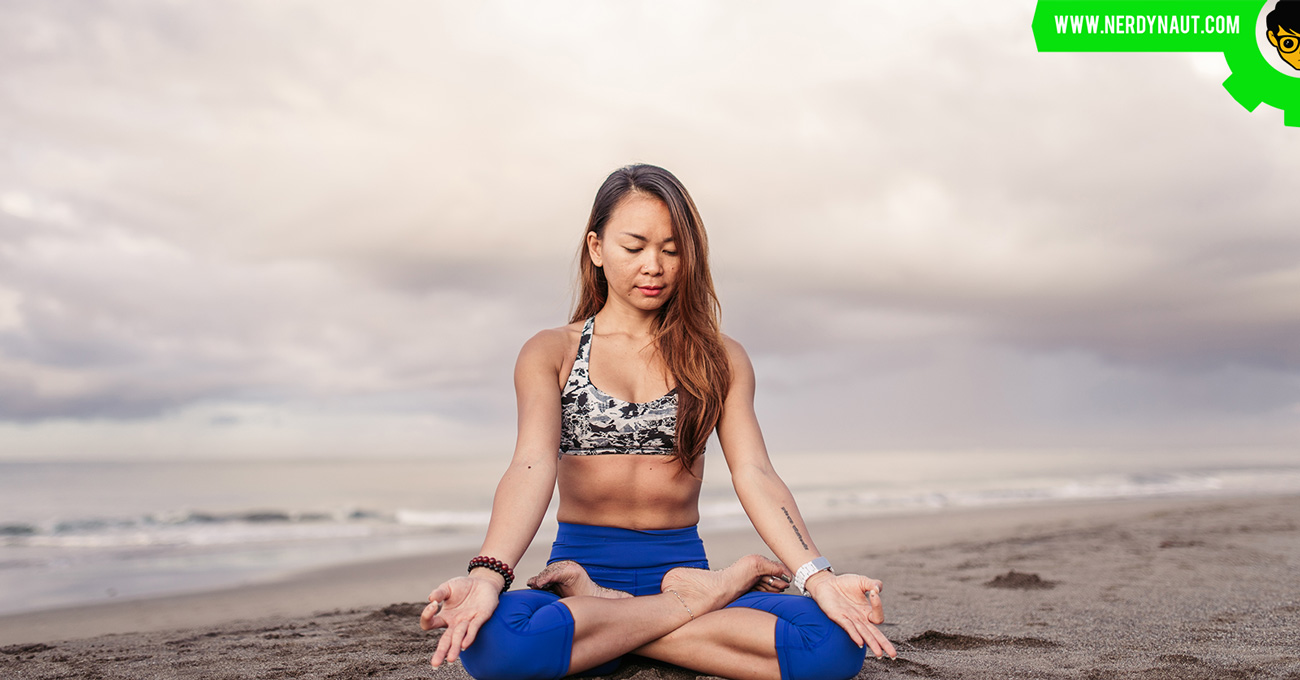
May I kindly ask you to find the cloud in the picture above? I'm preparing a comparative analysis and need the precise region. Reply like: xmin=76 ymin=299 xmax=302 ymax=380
xmin=0 ymin=208 xmax=535 ymax=421
xmin=0 ymin=1 xmax=1297 ymax=457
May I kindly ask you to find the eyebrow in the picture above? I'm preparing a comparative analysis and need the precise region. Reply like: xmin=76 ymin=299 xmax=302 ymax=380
xmin=618 ymin=232 xmax=675 ymax=243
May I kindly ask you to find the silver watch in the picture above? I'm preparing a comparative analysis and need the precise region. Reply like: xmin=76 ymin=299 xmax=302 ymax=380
xmin=792 ymin=556 xmax=833 ymax=594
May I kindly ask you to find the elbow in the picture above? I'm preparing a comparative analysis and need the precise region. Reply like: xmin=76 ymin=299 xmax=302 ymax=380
xmin=731 ymin=462 xmax=780 ymax=493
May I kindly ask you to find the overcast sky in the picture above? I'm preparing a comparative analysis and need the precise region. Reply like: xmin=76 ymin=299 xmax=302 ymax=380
xmin=1 ymin=0 xmax=1297 ymax=461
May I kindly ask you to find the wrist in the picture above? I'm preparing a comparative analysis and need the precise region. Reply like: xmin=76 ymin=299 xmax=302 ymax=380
xmin=803 ymin=569 xmax=835 ymax=595
xmin=466 ymin=555 xmax=514 ymax=592
xmin=468 ymin=567 xmax=507 ymax=588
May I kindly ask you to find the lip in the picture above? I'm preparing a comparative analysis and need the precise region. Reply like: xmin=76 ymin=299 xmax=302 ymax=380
xmin=637 ymin=286 xmax=664 ymax=297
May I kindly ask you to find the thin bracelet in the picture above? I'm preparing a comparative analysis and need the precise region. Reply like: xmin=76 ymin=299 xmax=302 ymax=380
xmin=667 ymin=589 xmax=694 ymax=619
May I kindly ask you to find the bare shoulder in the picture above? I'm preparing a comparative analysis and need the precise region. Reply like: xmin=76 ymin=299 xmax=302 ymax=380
xmin=517 ymin=322 xmax=584 ymax=375
xmin=720 ymin=333 xmax=756 ymax=400
xmin=720 ymin=333 xmax=754 ymax=374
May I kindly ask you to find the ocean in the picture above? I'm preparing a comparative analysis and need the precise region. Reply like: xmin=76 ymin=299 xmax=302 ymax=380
xmin=2 ymin=448 xmax=1298 ymax=617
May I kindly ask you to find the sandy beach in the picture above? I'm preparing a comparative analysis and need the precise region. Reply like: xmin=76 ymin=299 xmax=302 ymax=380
xmin=3 ymin=494 xmax=1298 ymax=679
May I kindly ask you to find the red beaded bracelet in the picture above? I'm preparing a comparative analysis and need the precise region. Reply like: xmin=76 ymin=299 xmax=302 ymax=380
xmin=467 ymin=556 xmax=514 ymax=592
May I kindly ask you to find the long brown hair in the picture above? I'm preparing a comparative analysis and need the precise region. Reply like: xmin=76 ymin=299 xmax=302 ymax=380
xmin=571 ymin=164 xmax=731 ymax=472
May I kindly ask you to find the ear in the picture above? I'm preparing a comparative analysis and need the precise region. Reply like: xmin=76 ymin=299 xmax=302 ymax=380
xmin=1269 ymin=30 xmax=1279 ymax=48
xmin=586 ymin=230 xmax=604 ymax=267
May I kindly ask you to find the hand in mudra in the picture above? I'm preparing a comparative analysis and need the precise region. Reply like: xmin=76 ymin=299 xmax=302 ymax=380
xmin=419 ymin=574 xmax=502 ymax=668
xmin=805 ymin=572 xmax=897 ymax=659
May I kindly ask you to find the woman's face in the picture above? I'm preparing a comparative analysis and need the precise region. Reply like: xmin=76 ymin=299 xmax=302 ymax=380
xmin=587 ymin=193 xmax=680 ymax=314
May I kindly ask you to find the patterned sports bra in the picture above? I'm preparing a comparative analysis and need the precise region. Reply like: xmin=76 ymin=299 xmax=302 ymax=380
xmin=559 ymin=317 xmax=678 ymax=456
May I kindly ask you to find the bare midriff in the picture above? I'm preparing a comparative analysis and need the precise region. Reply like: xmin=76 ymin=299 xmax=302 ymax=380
xmin=556 ymin=453 xmax=704 ymax=530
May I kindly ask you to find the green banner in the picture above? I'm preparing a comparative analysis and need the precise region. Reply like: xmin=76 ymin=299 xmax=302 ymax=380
xmin=1032 ymin=0 xmax=1300 ymax=127
xmin=1032 ymin=1 xmax=1255 ymax=51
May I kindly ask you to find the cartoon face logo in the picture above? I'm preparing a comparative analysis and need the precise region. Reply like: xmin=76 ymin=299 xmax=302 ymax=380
xmin=1267 ymin=0 xmax=1300 ymax=70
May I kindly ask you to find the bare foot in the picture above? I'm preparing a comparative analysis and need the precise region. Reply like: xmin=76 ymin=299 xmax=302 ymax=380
xmin=661 ymin=555 xmax=788 ymax=615
xmin=527 ymin=560 xmax=632 ymax=599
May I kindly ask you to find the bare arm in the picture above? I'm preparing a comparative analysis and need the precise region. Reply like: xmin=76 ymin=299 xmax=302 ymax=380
xmin=421 ymin=329 xmax=565 ymax=667
xmin=473 ymin=331 xmax=564 ymax=578
xmin=717 ymin=337 xmax=896 ymax=658
xmin=715 ymin=337 xmax=822 ymax=576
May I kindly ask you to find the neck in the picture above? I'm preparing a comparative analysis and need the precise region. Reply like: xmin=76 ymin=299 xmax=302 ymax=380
xmin=594 ymin=302 xmax=661 ymax=339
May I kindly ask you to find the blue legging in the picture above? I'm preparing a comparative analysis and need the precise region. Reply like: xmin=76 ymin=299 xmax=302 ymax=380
xmin=459 ymin=523 xmax=865 ymax=680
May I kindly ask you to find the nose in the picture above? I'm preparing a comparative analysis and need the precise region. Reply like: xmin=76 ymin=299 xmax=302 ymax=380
xmin=641 ymin=250 xmax=664 ymax=275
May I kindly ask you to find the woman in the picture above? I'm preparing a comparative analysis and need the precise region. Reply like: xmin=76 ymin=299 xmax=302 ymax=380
xmin=420 ymin=164 xmax=897 ymax=680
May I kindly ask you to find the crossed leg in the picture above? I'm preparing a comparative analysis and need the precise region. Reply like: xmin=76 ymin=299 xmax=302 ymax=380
xmin=531 ymin=559 xmax=784 ymax=680
xmin=635 ymin=607 xmax=782 ymax=680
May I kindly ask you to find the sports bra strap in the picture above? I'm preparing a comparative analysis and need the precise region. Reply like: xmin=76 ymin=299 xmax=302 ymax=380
xmin=574 ymin=316 xmax=594 ymax=367
xmin=558 ymin=316 xmax=679 ymax=456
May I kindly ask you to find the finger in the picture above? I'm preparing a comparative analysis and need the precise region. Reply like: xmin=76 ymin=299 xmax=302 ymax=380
xmin=841 ymin=614 xmax=877 ymax=657
xmin=835 ymin=614 xmax=865 ymax=648
xmin=432 ymin=628 xmax=453 ymax=667
xmin=461 ymin=615 xmax=483 ymax=651
xmin=429 ymin=585 xmax=449 ymax=603
xmin=419 ymin=601 xmax=446 ymax=630
xmin=860 ymin=620 xmax=884 ymax=659
xmin=445 ymin=620 xmax=469 ymax=663
xmin=867 ymin=623 xmax=897 ymax=659
xmin=866 ymin=589 xmax=885 ymax=625
xmin=755 ymin=557 xmax=789 ymax=580
xmin=420 ymin=603 xmax=432 ymax=629
xmin=851 ymin=573 xmax=878 ymax=594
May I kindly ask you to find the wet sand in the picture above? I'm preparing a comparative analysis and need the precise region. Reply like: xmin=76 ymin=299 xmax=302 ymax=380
xmin=3 ymin=494 xmax=1298 ymax=679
